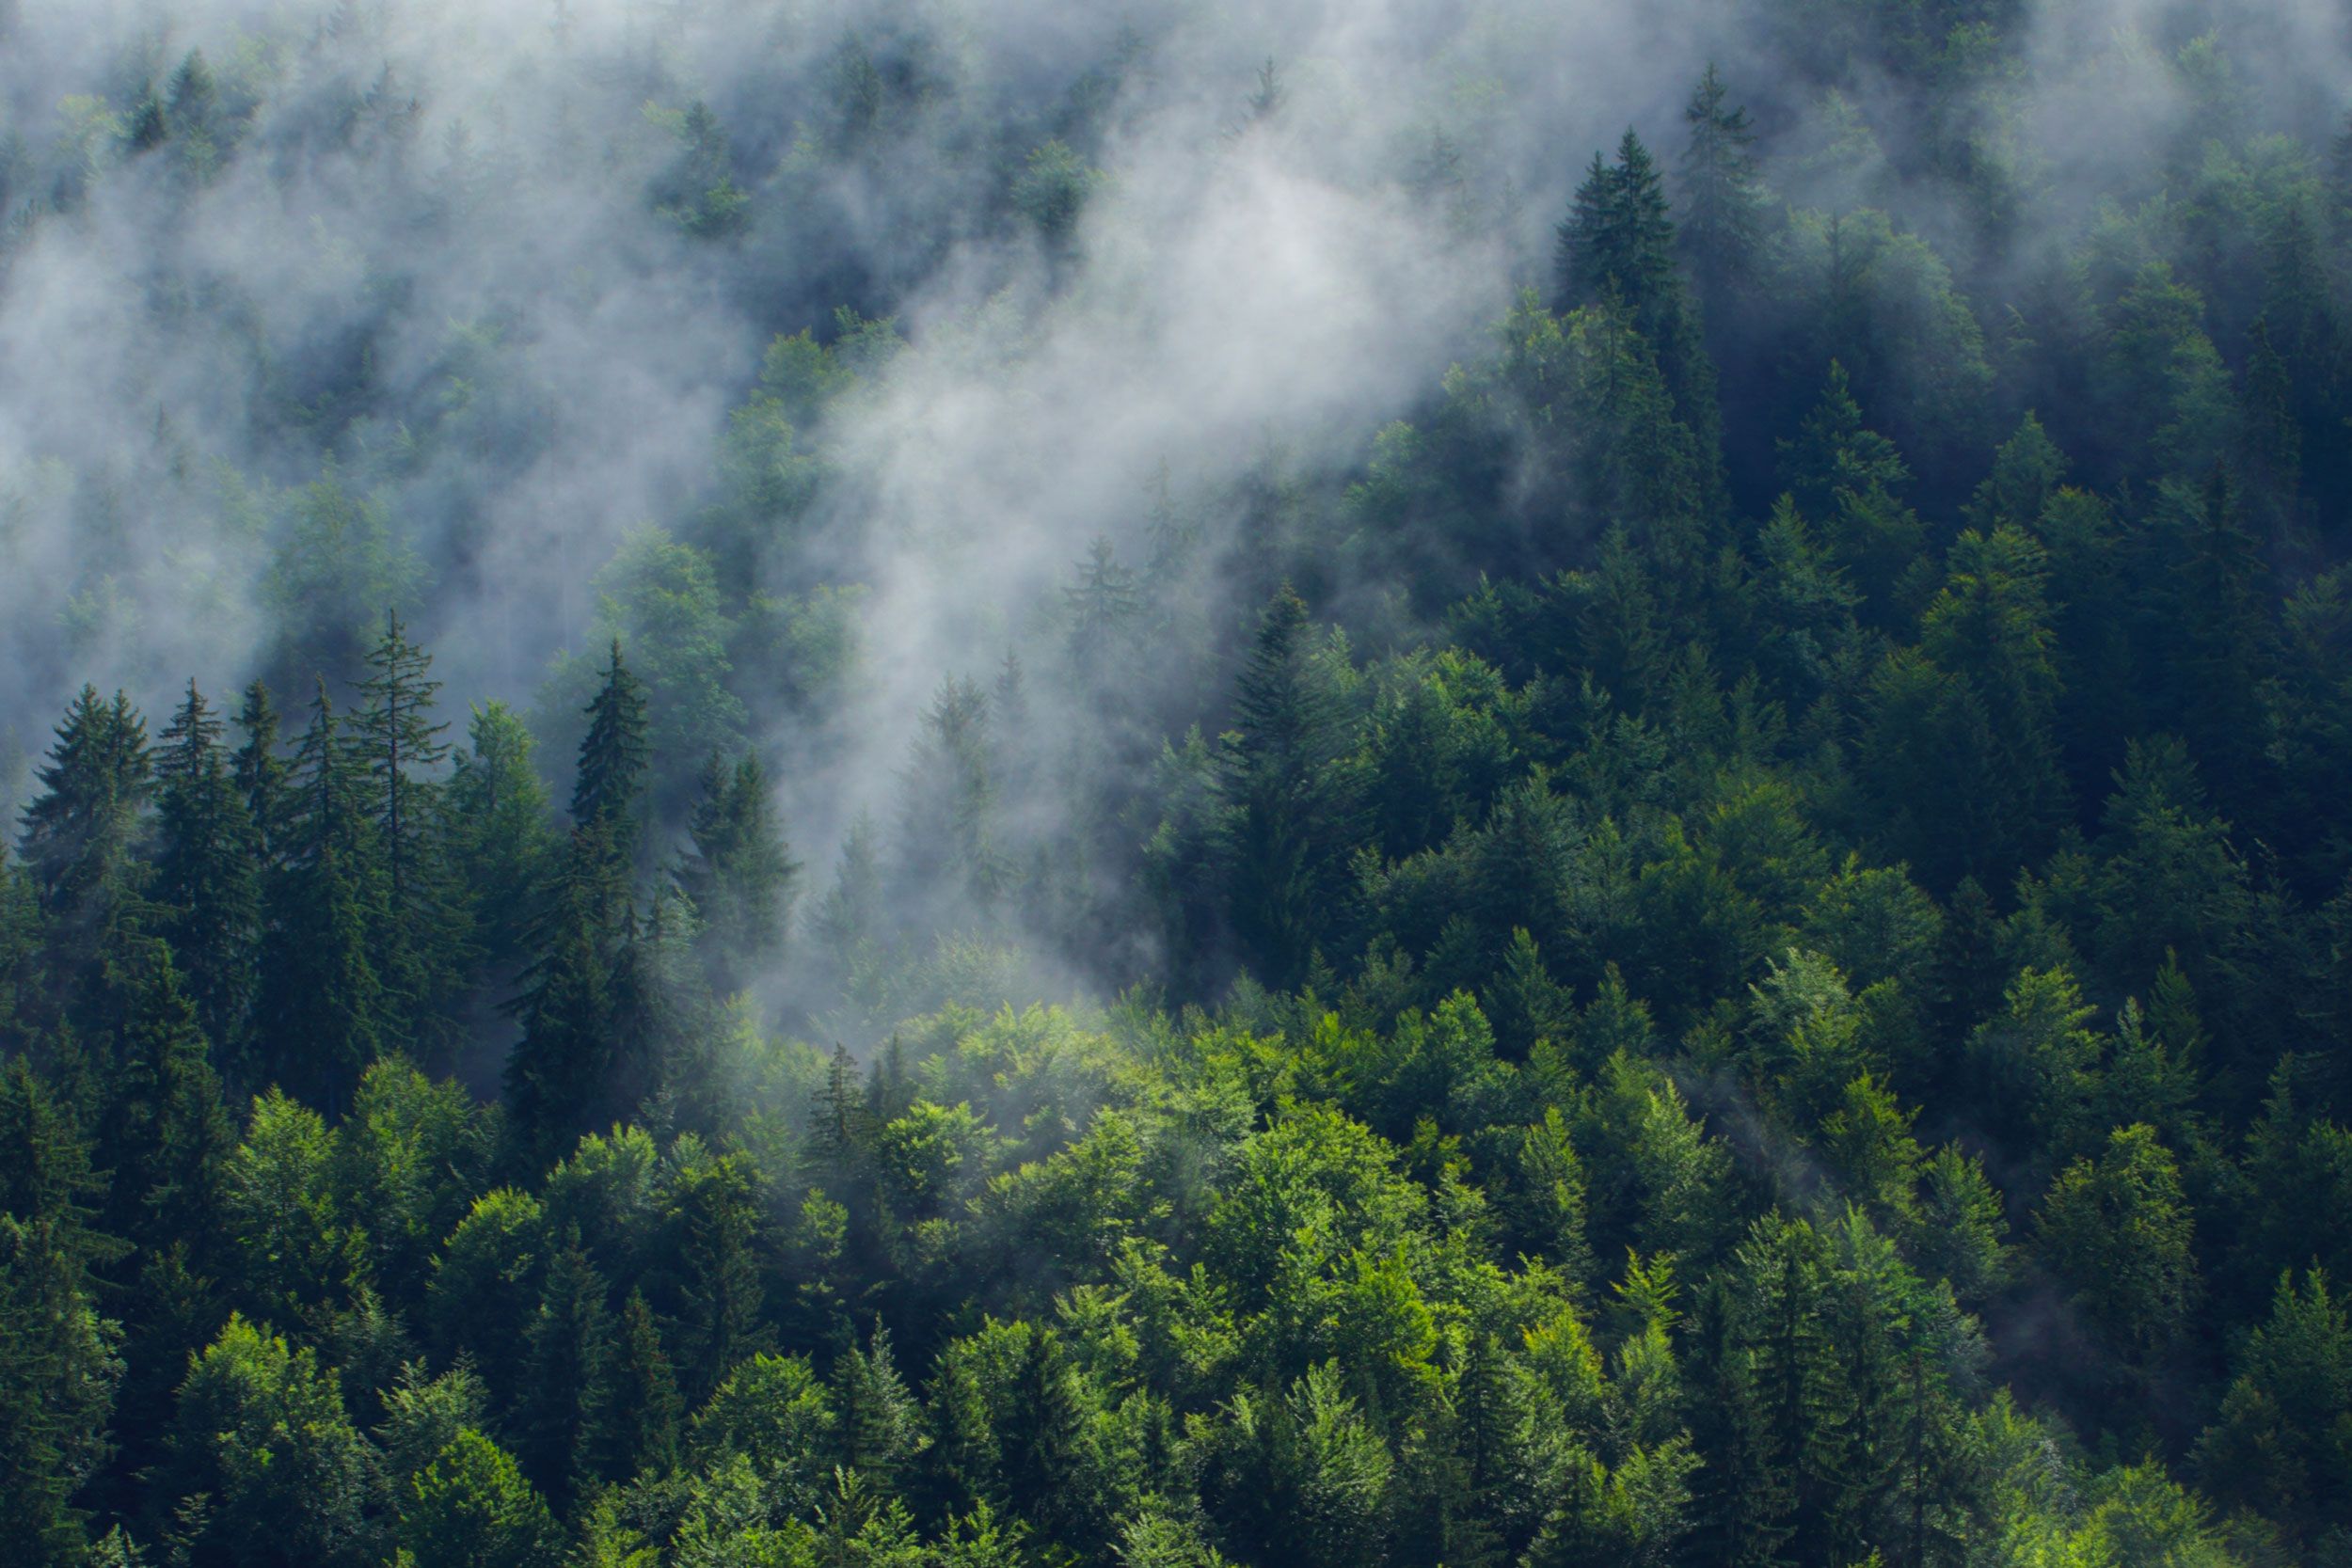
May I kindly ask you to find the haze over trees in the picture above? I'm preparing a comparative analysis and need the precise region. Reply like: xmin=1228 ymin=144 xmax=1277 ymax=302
xmin=6 ymin=0 xmax=2352 ymax=1564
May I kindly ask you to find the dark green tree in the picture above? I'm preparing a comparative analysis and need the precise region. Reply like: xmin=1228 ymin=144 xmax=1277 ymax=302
xmin=354 ymin=610 xmax=470 ymax=1048
xmin=1214 ymin=585 xmax=1366 ymax=989
xmin=152 ymin=681 xmax=262 ymax=1063
xmin=1677 ymin=64 xmax=1763 ymax=303
xmin=675 ymin=751 xmax=797 ymax=995
xmin=17 ymin=686 xmax=150 ymax=954
xmin=571 ymin=639 xmax=650 ymax=863
xmin=517 ymin=1226 xmax=619 ymax=1506
xmin=256 ymin=683 xmax=391 ymax=1110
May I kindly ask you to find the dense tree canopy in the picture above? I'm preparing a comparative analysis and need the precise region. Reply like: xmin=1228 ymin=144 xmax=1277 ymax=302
xmin=6 ymin=3 xmax=2352 ymax=1567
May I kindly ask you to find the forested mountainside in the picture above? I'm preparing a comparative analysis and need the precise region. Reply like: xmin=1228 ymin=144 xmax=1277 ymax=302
xmin=8 ymin=0 xmax=2352 ymax=1564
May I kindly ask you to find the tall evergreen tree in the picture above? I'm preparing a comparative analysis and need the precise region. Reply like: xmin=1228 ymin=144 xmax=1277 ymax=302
xmin=517 ymin=1226 xmax=619 ymax=1506
xmin=257 ymin=683 xmax=391 ymax=1110
xmin=1214 ymin=585 xmax=1364 ymax=990
xmin=572 ymin=639 xmax=651 ymax=861
xmin=1677 ymin=64 xmax=1763 ymax=304
xmin=1558 ymin=129 xmax=1724 ymax=504
xmin=446 ymin=702 xmax=556 ymax=972
xmin=231 ymin=681 xmax=290 ymax=863
xmin=17 ymin=686 xmax=150 ymax=949
xmin=675 ymin=751 xmax=797 ymax=995
xmin=355 ymin=610 xmax=470 ymax=1053
xmin=503 ymin=824 xmax=626 ymax=1171
xmin=153 ymin=682 xmax=262 ymax=1064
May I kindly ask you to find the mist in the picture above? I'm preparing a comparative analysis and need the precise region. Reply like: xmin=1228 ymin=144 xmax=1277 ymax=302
xmin=3 ymin=0 xmax=2349 ymax=1029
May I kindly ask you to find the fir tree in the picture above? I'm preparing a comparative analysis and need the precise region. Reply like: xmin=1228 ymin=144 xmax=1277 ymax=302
xmin=572 ymin=639 xmax=651 ymax=861
xmin=152 ymin=682 xmax=262 ymax=1065
xmin=503 ymin=825 xmax=625 ymax=1171
xmin=1215 ymin=584 xmax=1365 ymax=990
xmin=518 ymin=1226 xmax=619 ymax=1506
xmin=831 ymin=1321 xmax=925 ymax=1496
xmin=1558 ymin=129 xmax=1722 ymax=489
xmin=675 ymin=752 xmax=797 ymax=995
xmin=355 ymin=610 xmax=470 ymax=1053
xmin=1678 ymin=64 xmax=1762 ymax=303
xmin=257 ymin=683 xmax=390 ymax=1110
xmin=230 ymin=681 xmax=290 ymax=863
xmin=18 ymin=686 xmax=150 ymax=944
xmin=613 ymin=1289 xmax=682 ymax=1479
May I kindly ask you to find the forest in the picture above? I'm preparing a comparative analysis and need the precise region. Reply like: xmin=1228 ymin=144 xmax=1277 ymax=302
xmin=5 ymin=0 xmax=2352 ymax=1564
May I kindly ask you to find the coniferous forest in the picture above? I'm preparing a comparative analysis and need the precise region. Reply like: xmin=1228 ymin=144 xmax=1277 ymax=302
xmin=9 ymin=0 xmax=2352 ymax=1564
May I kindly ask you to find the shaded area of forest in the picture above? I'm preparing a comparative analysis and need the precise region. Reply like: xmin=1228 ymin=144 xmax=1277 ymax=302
xmin=8 ymin=1 xmax=2352 ymax=1566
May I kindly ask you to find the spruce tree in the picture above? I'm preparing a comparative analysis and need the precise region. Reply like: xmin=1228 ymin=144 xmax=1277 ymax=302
xmin=446 ymin=702 xmax=556 ymax=972
xmin=572 ymin=639 xmax=650 ymax=861
xmin=1215 ymin=584 xmax=1364 ymax=989
xmin=18 ymin=686 xmax=150 ymax=938
xmin=257 ymin=683 xmax=391 ymax=1110
xmin=355 ymin=611 xmax=470 ymax=1053
xmin=2163 ymin=468 xmax=2271 ymax=809
xmin=613 ymin=1289 xmax=682 ymax=1478
xmin=1678 ymin=64 xmax=1762 ymax=304
xmin=996 ymin=1327 xmax=1086 ymax=1547
xmin=2235 ymin=316 xmax=2303 ymax=545
xmin=517 ymin=1226 xmax=619 ymax=1506
xmin=830 ymin=1321 xmax=925 ymax=1496
xmin=153 ymin=682 xmax=262 ymax=1064
xmin=503 ymin=825 xmax=624 ymax=1171
xmin=1558 ymin=130 xmax=1724 ymax=515
xmin=0 ymin=1206 xmax=120 ymax=1567
xmin=670 ymin=1147 xmax=768 ymax=1402
xmin=230 ymin=680 xmax=291 ymax=864
xmin=84 ymin=932 xmax=232 ymax=1259
xmin=675 ymin=752 xmax=797 ymax=994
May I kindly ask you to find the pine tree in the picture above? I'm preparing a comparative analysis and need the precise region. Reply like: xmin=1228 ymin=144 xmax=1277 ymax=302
xmin=572 ymin=639 xmax=651 ymax=861
xmin=613 ymin=1289 xmax=682 ymax=1478
xmin=0 ymin=1058 xmax=115 ymax=1270
xmin=517 ymin=1226 xmax=619 ymax=1506
xmin=1066 ymin=537 xmax=1144 ymax=678
xmin=1481 ymin=927 xmax=1576 ymax=1060
xmin=670 ymin=1145 xmax=769 ymax=1402
xmin=1678 ymin=64 xmax=1762 ymax=304
xmin=0 ymin=1207 xmax=121 ymax=1567
xmin=152 ymin=682 xmax=262 ymax=1065
xmin=675 ymin=752 xmax=797 ymax=994
xmin=898 ymin=676 xmax=1009 ymax=909
xmin=84 ymin=932 xmax=232 ymax=1259
xmin=830 ymin=1321 xmax=925 ymax=1496
xmin=813 ymin=815 xmax=883 ymax=981
xmin=1965 ymin=411 xmax=2068 ymax=534
xmin=122 ymin=80 xmax=167 ymax=153
xmin=996 ymin=1327 xmax=1086 ymax=1547
xmin=166 ymin=50 xmax=220 ymax=180
xmin=355 ymin=611 xmax=470 ymax=1053
xmin=355 ymin=611 xmax=448 ymax=905
xmin=503 ymin=825 xmax=625 ymax=1171
xmin=806 ymin=1042 xmax=874 ymax=1212
xmin=231 ymin=681 xmax=290 ymax=862
xmin=2161 ymin=468 xmax=2270 ymax=808
xmin=257 ymin=682 xmax=391 ymax=1110
xmin=1558 ymin=129 xmax=1723 ymax=499
xmin=446 ymin=702 xmax=556 ymax=972
xmin=18 ymin=686 xmax=150 ymax=944
xmin=1215 ymin=584 xmax=1364 ymax=989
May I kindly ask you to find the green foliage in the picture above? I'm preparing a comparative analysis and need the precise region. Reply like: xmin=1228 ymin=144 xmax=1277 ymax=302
xmin=167 ymin=1314 xmax=379 ymax=1567
xmin=397 ymin=1427 xmax=563 ymax=1568
xmin=21 ymin=10 xmax=2352 ymax=1563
